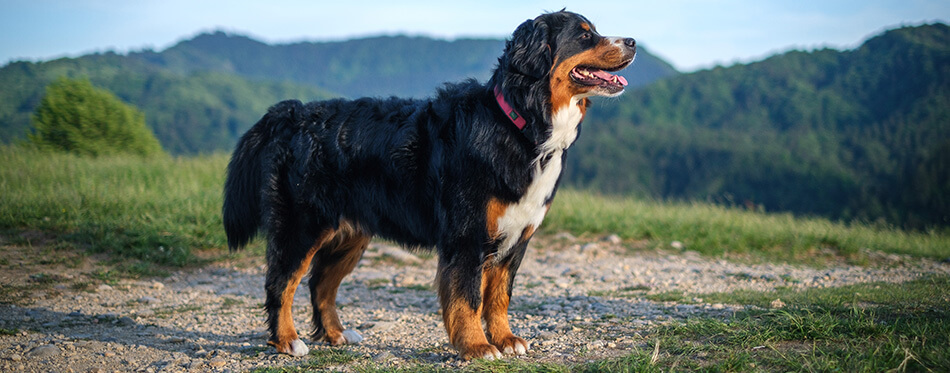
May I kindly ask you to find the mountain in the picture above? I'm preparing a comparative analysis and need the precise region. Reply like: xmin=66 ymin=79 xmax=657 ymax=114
xmin=570 ymin=23 xmax=950 ymax=228
xmin=0 ymin=32 xmax=678 ymax=154
xmin=0 ymin=53 xmax=335 ymax=154
xmin=137 ymin=31 xmax=676 ymax=98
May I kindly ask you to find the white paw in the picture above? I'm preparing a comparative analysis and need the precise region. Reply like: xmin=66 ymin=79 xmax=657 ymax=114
xmin=483 ymin=349 xmax=502 ymax=360
xmin=514 ymin=340 xmax=529 ymax=355
xmin=342 ymin=329 xmax=363 ymax=344
xmin=288 ymin=339 xmax=309 ymax=357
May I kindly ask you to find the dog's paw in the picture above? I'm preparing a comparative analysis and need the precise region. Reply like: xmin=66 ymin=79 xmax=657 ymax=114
xmin=494 ymin=335 xmax=530 ymax=355
xmin=271 ymin=338 xmax=310 ymax=357
xmin=324 ymin=329 xmax=362 ymax=345
xmin=460 ymin=343 xmax=503 ymax=360
xmin=342 ymin=329 xmax=363 ymax=344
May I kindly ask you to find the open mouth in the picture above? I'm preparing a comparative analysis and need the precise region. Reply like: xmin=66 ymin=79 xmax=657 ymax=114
xmin=570 ymin=62 xmax=630 ymax=92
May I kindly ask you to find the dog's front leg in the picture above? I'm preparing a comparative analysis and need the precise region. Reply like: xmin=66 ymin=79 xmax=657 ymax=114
xmin=482 ymin=250 xmax=530 ymax=355
xmin=436 ymin=250 xmax=502 ymax=360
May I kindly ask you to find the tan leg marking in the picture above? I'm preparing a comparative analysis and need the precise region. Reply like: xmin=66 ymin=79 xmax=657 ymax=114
xmin=438 ymin=264 xmax=501 ymax=360
xmin=482 ymin=260 xmax=529 ymax=355
xmin=269 ymin=231 xmax=334 ymax=356
xmin=313 ymin=224 xmax=369 ymax=345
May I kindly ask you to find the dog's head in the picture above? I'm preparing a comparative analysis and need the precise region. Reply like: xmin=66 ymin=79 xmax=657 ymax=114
xmin=496 ymin=11 xmax=636 ymax=114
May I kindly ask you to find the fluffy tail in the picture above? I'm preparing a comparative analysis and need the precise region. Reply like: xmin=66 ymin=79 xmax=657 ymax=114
xmin=223 ymin=100 xmax=302 ymax=250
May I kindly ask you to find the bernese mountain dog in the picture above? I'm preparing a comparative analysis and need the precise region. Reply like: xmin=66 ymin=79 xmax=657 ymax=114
xmin=223 ymin=10 xmax=636 ymax=360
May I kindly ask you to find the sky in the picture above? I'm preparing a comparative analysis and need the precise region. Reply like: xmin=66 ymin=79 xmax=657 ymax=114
xmin=1 ymin=0 xmax=948 ymax=72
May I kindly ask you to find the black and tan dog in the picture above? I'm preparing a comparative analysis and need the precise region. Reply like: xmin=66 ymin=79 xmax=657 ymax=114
xmin=223 ymin=10 xmax=635 ymax=360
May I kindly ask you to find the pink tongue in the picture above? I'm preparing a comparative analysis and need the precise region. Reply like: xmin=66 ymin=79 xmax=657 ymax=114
xmin=591 ymin=69 xmax=628 ymax=86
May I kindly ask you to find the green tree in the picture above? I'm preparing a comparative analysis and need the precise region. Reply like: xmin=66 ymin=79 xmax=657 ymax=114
xmin=28 ymin=77 xmax=164 ymax=157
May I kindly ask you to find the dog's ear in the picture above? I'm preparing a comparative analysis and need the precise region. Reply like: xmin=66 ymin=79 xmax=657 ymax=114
xmin=505 ymin=18 xmax=551 ymax=79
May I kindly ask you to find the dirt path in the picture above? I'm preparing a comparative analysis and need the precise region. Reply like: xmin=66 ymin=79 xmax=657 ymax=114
xmin=1 ymin=233 xmax=947 ymax=372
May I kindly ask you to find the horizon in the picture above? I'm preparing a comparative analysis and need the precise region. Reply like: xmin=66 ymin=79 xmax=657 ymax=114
xmin=2 ymin=1 xmax=948 ymax=72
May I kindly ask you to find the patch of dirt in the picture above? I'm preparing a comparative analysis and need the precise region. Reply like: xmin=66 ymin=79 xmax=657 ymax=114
xmin=1 ymin=233 xmax=947 ymax=372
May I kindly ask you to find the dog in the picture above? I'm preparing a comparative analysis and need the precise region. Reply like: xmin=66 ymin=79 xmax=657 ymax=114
xmin=223 ymin=10 xmax=635 ymax=360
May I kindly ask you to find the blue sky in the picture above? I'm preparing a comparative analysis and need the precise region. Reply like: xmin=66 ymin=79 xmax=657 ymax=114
xmin=1 ymin=0 xmax=948 ymax=71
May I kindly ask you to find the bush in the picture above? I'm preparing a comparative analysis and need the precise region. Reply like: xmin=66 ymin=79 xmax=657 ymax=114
xmin=28 ymin=77 xmax=164 ymax=157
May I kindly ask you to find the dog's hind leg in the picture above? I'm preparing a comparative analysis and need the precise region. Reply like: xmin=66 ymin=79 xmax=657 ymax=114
xmin=265 ymin=228 xmax=336 ymax=357
xmin=308 ymin=221 xmax=369 ymax=345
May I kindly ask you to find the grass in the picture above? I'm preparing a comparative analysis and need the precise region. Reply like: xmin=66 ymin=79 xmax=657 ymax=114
xmin=2 ymin=145 xmax=947 ymax=270
xmin=636 ymin=275 xmax=950 ymax=372
xmin=0 ymin=145 xmax=241 ymax=269
xmin=545 ymin=190 xmax=950 ymax=264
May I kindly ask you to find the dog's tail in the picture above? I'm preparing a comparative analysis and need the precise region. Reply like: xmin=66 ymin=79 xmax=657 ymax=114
xmin=223 ymin=100 xmax=302 ymax=251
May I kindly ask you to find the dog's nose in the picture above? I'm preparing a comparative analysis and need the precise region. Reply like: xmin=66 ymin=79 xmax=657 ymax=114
xmin=624 ymin=38 xmax=636 ymax=49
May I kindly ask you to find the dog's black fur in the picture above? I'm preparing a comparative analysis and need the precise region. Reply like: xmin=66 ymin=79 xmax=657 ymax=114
xmin=223 ymin=10 xmax=635 ymax=359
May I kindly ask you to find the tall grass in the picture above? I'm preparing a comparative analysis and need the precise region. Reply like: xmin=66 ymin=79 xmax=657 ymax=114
xmin=544 ymin=190 xmax=949 ymax=263
xmin=0 ymin=146 xmax=230 ymax=267
xmin=1 ymin=146 xmax=947 ymax=268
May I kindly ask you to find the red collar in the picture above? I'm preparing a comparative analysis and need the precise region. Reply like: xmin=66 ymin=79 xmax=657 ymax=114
xmin=493 ymin=85 xmax=526 ymax=130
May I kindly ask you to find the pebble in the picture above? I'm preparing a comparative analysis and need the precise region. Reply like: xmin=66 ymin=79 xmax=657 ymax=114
xmin=97 ymin=284 xmax=113 ymax=292
xmin=605 ymin=234 xmax=622 ymax=245
xmin=27 ymin=344 xmax=61 ymax=358
xmin=373 ymin=351 xmax=395 ymax=362
xmin=770 ymin=298 xmax=786 ymax=309
xmin=208 ymin=358 xmax=227 ymax=367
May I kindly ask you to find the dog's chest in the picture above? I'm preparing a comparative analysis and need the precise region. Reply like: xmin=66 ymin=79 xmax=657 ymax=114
xmin=492 ymin=102 xmax=582 ymax=259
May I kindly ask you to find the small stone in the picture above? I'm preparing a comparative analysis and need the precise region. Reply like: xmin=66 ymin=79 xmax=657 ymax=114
xmin=670 ymin=241 xmax=685 ymax=250
xmin=27 ymin=344 xmax=61 ymax=358
xmin=97 ymin=284 xmax=113 ymax=292
xmin=605 ymin=234 xmax=622 ymax=244
xmin=373 ymin=351 xmax=394 ymax=362
xmin=208 ymin=358 xmax=226 ymax=367
xmin=537 ymin=331 xmax=557 ymax=340
xmin=138 ymin=296 xmax=160 ymax=304
xmin=117 ymin=316 xmax=135 ymax=326
xmin=770 ymin=298 xmax=786 ymax=309
xmin=150 ymin=281 xmax=165 ymax=290
xmin=9 ymin=354 xmax=22 ymax=362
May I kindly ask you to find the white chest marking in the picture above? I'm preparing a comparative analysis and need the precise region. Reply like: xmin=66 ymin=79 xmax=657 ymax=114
xmin=493 ymin=97 xmax=585 ymax=260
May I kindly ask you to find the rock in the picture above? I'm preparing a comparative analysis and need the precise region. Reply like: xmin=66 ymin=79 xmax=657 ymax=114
xmin=604 ymin=234 xmax=622 ymax=245
xmin=670 ymin=241 xmax=685 ymax=250
xmin=536 ymin=331 xmax=557 ymax=340
xmin=150 ymin=281 xmax=165 ymax=290
xmin=208 ymin=358 xmax=227 ymax=367
xmin=96 ymin=284 xmax=113 ymax=292
xmin=117 ymin=316 xmax=136 ymax=326
xmin=770 ymin=298 xmax=786 ymax=309
xmin=26 ymin=344 xmax=61 ymax=359
xmin=9 ymin=354 xmax=22 ymax=362
xmin=373 ymin=351 xmax=395 ymax=362
xmin=138 ymin=296 xmax=160 ymax=304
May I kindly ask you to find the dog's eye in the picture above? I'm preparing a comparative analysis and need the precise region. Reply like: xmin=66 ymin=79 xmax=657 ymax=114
xmin=580 ymin=32 xmax=592 ymax=40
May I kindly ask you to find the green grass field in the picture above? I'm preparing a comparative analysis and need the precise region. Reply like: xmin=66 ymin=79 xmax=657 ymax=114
xmin=2 ymin=145 xmax=946 ymax=270
xmin=2 ymin=146 xmax=949 ymax=371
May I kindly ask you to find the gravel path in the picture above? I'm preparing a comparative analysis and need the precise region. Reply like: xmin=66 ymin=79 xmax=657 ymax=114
xmin=1 ymin=233 xmax=947 ymax=372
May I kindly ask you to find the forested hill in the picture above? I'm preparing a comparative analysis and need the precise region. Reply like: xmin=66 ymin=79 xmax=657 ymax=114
xmin=571 ymin=23 xmax=950 ymax=228
xmin=136 ymin=31 xmax=676 ymax=98
xmin=0 ymin=32 xmax=677 ymax=154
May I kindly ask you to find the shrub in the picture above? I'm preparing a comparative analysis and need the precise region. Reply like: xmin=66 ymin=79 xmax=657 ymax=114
xmin=28 ymin=77 xmax=164 ymax=157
